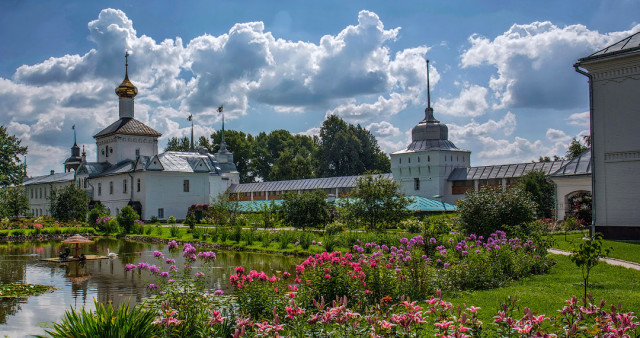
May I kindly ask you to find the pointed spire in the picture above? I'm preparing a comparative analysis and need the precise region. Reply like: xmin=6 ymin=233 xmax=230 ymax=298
xmin=116 ymin=51 xmax=138 ymax=99
xmin=72 ymin=124 xmax=77 ymax=146
xmin=424 ymin=59 xmax=437 ymax=122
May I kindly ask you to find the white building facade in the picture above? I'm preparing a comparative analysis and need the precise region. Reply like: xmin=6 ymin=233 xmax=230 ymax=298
xmin=575 ymin=32 xmax=640 ymax=239
xmin=71 ymin=58 xmax=239 ymax=220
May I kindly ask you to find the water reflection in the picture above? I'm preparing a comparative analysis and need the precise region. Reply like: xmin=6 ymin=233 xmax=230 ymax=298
xmin=0 ymin=238 xmax=297 ymax=337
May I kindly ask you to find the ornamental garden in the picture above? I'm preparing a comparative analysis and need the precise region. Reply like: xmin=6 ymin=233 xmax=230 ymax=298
xmin=1 ymin=174 xmax=639 ymax=337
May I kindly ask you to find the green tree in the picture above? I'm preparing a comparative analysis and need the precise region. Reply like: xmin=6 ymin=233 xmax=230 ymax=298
xmin=0 ymin=126 xmax=28 ymax=187
xmin=87 ymin=203 xmax=110 ymax=227
xmin=280 ymin=190 xmax=331 ymax=230
xmin=516 ymin=170 xmax=555 ymax=218
xmin=342 ymin=174 xmax=410 ymax=232
xmin=318 ymin=115 xmax=390 ymax=177
xmin=458 ymin=186 xmax=537 ymax=237
xmin=570 ymin=233 xmax=611 ymax=303
xmin=0 ymin=186 xmax=29 ymax=218
xmin=117 ymin=205 xmax=140 ymax=234
xmin=566 ymin=136 xmax=589 ymax=160
xmin=49 ymin=184 xmax=90 ymax=221
xmin=165 ymin=136 xmax=190 ymax=152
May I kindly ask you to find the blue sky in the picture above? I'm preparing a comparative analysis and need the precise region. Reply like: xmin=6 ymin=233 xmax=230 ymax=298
xmin=1 ymin=0 xmax=638 ymax=176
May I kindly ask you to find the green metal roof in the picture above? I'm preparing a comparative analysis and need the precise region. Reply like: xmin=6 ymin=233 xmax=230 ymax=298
xmin=233 ymin=195 xmax=456 ymax=213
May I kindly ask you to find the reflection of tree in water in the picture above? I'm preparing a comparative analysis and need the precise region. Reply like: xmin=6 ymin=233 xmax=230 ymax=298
xmin=0 ymin=298 xmax=25 ymax=325
xmin=0 ymin=244 xmax=33 ymax=324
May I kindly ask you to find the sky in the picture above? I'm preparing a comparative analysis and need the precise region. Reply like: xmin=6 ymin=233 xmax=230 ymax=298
xmin=1 ymin=0 xmax=639 ymax=177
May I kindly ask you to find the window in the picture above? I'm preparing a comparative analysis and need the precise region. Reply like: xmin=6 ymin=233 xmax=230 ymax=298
xmin=418 ymin=157 xmax=420 ymax=163
xmin=84 ymin=179 xmax=87 ymax=189
xmin=399 ymin=158 xmax=402 ymax=164
xmin=105 ymin=145 xmax=109 ymax=158
xmin=158 ymin=208 xmax=164 ymax=219
xmin=98 ymin=183 xmax=102 ymax=196
xmin=116 ymin=208 xmax=119 ymax=215
xmin=135 ymin=148 xmax=140 ymax=158
xmin=428 ymin=156 xmax=430 ymax=162
xmin=408 ymin=157 xmax=411 ymax=163
xmin=30 ymin=188 xmax=33 ymax=199
xmin=123 ymin=179 xmax=127 ymax=194
xmin=39 ymin=188 xmax=42 ymax=199
xmin=137 ymin=178 xmax=141 ymax=192
xmin=109 ymin=181 xmax=113 ymax=194
xmin=183 ymin=179 xmax=190 ymax=192
xmin=414 ymin=178 xmax=420 ymax=190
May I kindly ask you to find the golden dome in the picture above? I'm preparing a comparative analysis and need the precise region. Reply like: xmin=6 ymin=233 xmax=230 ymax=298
xmin=115 ymin=53 xmax=138 ymax=98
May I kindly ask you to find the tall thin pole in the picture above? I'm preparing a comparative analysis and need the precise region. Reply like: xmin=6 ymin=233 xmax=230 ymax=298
xmin=218 ymin=105 xmax=225 ymax=150
xmin=426 ymin=59 xmax=431 ymax=109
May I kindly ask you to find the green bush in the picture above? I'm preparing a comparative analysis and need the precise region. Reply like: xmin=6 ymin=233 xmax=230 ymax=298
xmin=208 ymin=228 xmax=220 ymax=242
xmin=169 ymin=225 xmax=181 ymax=238
xmin=192 ymin=226 xmax=205 ymax=239
xmin=143 ymin=226 xmax=153 ymax=235
xmin=220 ymin=227 xmax=229 ymax=242
xmin=298 ymin=231 xmax=313 ymax=250
xmin=10 ymin=229 xmax=25 ymax=236
xmin=116 ymin=206 xmax=139 ymax=234
xmin=167 ymin=216 xmax=177 ymax=224
xmin=261 ymin=231 xmax=272 ymax=248
xmin=87 ymin=204 xmax=109 ymax=228
xmin=400 ymin=218 xmax=423 ymax=233
xmin=231 ymin=225 xmax=243 ymax=243
xmin=278 ymin=230 xmax=295 ymax=249
xmin=323 ymin=234 xmax=340 ymax=252
xmin=324 ymin=221 xmax=345 ymax=236
xmin=458 ymin=186 xmax=537 ymax=237
xmin=185 ymin=214 xmax=196 ymax=231
xmin=150 ymin=215 xmax=159 ymax=223
xmin=154 ymin=224 xmax=162 ymax=236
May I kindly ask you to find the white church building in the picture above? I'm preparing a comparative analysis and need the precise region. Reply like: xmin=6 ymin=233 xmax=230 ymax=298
xmin=23 ymin=57 xmax=239 ymax=220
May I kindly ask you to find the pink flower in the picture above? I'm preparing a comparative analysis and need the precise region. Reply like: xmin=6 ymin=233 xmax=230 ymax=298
xmin=324 ymin=274 xmax=331 ymax=280
xmin=148 ymin=283 xmax=159 ymax=290
xmin=214 ymin=289 xmax=224 ymax=296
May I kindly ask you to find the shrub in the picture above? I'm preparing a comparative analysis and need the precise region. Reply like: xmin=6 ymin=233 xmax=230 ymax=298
xmin=169 ymin=225 xmax=181 ymax=238
xmin=185 ymin=214 xmax=196 ymax=231
xmin=323 ymin=234 xmax=340 ymax=252
xmin=149 ymin=215 xmax=159 ymax=223
xmin=220 ymin=227 xmax=229 ymax=242
xmin=167 ymin=216 xmax=177 ymax=224
xmin=116 ymin=206 xmax=140 ymax=234
xmin=154 ymin=224 xmax=163 ymax=236
xmin=324 ymin=221 xmax=345 ymax=236
xmin=400 ymin=218 xmax=423 ymax=233
xmin=278 ymin=230 xmax=295 ymax=249
xmin=231 ymin=225 xmax=243 ymax=243
xmin=280 ymin=190 xmax=331 ymax=230
xmin=261 ymin=231 xmax=272 ymax=248
xmin=298 ymin=232 xmax=313 ymax=250
xmin=208 ymin=228 xmax=220 ymax=242
xmin=458 ymin=186 xmax=537 ymax=237
xmin=87 ymin=204 xmax=109 ymax=228
xmin=192 ymin=226 xmax=205 ymax=239
xmin=10 ymin=229 xmax=25 ymax=236
xmin=143 ymin=226 xmax=153 ymax=235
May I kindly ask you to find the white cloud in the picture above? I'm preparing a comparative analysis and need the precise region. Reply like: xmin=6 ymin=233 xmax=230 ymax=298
xmin=461 ymin=21 xmax=640 ymax=109
xmin=567 ymin=111 xmax=590 ymax=127
xmin=434 ymin=83 xmax=488 ymax=117
xmin=449 ymin=112 xmax=517 ymax=142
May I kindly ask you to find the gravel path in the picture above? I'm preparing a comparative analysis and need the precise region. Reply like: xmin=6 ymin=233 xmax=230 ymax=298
xmin=548 ymin=248 xmax=640 ymax=270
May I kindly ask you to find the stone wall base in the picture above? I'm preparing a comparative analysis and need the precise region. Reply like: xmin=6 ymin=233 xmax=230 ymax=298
xmin=595 ymin=226 xmax=640 ymax=240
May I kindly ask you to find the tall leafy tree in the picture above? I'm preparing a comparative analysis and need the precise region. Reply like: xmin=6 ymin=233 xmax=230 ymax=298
xmin=318 ymin=115 xmax=390 ymax=177
xmin=0 ymin=126 xmax=28 ymax=187
xmin=0 ymin=186 xmax=29 ymax=218
xmin=49 ymin=184 xmax=90 ymax=221
xmin=516 ymin=170 xmax=556 ymax=219
xmin=341 ymin=173 xmax=410 ymax=232
xmin=566 ymin=136 xmax=589 ymax=160
xmin=280 ymin=190 xmax=331 ymax=230
xmin=165 ymin=136 xmax=190 ymax=152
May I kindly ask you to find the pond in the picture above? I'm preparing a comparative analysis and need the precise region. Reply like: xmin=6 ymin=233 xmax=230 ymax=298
xmin=0 ymin=238 xmax=297 ymax=337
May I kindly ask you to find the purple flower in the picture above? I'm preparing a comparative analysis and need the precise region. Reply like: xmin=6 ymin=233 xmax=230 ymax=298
xmin=168 ymin=240 xmax=178 ymax=251
xmin=125 ymin=263 xmax=136 ymax=272
xmin=444 ymin=263 xmax=450 ymax=268
xmin=430 ymin=238 xmax=437 ymax=244
xmin=195 ymin=272 xmax=205 ymax=278
xmin=148 ymin=283 xmax=159 ymax=290
xmin=160 ymin=271 xmax=170 ymax=278
xmin=153 ymin=251 xmax=163 ymax=258
xmin=214 ymin=289 xmax=224 ymax=296
xmin=165 ymin=258 xmax=176 ymax=265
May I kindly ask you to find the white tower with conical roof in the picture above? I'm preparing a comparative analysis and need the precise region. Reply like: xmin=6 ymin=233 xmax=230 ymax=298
xmin=390 ymin=60 xmax=471 ymax=204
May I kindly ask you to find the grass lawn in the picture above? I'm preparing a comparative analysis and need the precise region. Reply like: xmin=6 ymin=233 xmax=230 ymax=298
xmin=446 ymin=254 xmax=640 ymax=324
xmin=552 ymin=231 xmax=640 ymax=264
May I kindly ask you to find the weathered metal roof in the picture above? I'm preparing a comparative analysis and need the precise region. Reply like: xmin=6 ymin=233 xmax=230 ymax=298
xmin=233 ymin=195 xmax=455 ymax=212
xmin=23 ymin=172 xmax=75 ymax=185
xmin=580 ymin=32 xmax=640 ymax=62
xmin=94 ymin=118 xmax=162 ymax=138
xmin=229 ymin=173 xmax=394 ymax=194
xmin=155 ymin=151 xmax=222 ymax=173
xmin=448 ymin=159 xmax=570 ymax=181
xmin=392 ymin=139 xmax=467 ymax=154
xmin=550 ymin=149 xmax=592 ymax=177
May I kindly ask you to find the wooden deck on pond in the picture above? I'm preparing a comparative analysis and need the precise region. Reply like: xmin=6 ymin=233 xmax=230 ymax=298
xmin=40 ymin=255 xmax=110 ymax=263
